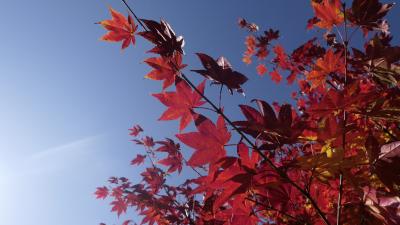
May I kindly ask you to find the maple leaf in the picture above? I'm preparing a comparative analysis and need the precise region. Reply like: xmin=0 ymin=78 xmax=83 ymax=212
xmin=374 ymin=141 xmax=400 ymax=194
xmin=141 ymin=167 xmax=165 ymax=193
xmin=237 ymin=142 xmax=260 ymax=171
xmin=128 ymin=124 xmax=143 ymax=137
xmin=158 ymin=154 xmax=183 ymax=174
xmin=237 ymin=17 xmax=259 ymax=32
xmin=263 ymin=29 xmax=280 ymax=42
xmin=234 ymin=100 xmax=303 ymax=147
xmin=311 ymin=0 xmax=344 ymax=30
xmin=306 ymin=49 xmax=345 ymax=89
xmin=361 ymin=187 xmax=400 ymax=224
xmin=110 ymin=198 xmax=127 ymax=217
xmin=144 ymin=53 xmax=187 ymax=90
xmin=308 ymin=88 xmax=376 ymax=118
xmin=269 ymin=70 xmax=282 ymax=83
xmin=256 ymin=64 xmax=267 ymax=76
xmin=348 ymin=0 xmax=395 ymax=34
xmin=273 ymin=45 xmax=290 ymax=70
xmin=138 ymin=19 xmax=184 ymax=57
xmin=155 ymin=138 xmax=180 ymax=154
xmin=108 ymin=177 xmax=119 ymax=184
xmin=192 ymin=53 xmax=248 ymax=94
xmin=94 ymin=186 xmax=109 ymax=199
xmin=176 ymin=113 xmax=231 ymax=167
xmin=99 ymin=7 xmax=138 ymax=49
xmin=152 ymin=78 xmax=206 ymax=131
xmin=243 ymin=35 xmax=256 ymax=65
xmin=131 ymin=154 xmax=146 ymax=166
xmin=156 ymin=139 xmax=183 ymax=173
xmin=134 ymin=136 xmax=155 ymax=147
xmin=111 ymin=186 xmax=124 ymax=199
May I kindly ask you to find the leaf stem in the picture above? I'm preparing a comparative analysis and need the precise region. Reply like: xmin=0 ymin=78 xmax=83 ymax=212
xmin=193 ymin=106 xmax=217 ymax=113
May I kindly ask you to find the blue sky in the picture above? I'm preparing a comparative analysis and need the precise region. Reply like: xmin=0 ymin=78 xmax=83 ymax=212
xmin=0 ymin=1 xmax=398 ymax=225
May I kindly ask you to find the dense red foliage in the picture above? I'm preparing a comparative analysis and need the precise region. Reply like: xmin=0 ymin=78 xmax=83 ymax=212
xmin=96 ymin=1 xmax=400 ymax=224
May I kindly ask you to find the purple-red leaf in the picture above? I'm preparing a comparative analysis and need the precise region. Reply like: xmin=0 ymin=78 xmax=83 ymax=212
xmin=375 ymin=141 xmax=400 ymax=194
xmin=192 ymin=53 xmax=248 ymax=94
xmin=131 ymin=154 xmax=146 ymax=166
xmin=138 ymin=19 xmax=184 ymax=57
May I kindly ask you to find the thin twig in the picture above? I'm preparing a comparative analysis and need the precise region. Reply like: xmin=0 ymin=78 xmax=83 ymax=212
xmin=193 ymin=106 xmax=217 ymax=112
xmin=218 ymin=84 xmax=223 ymax=109
xmin=337 ymin=3 xmax=347 ymax=225
xmin=374 ymin=121 xmax=399 ymax=141
xmin=121 ymin=0 xmax=148 ymax=31
xmin=144 ymin=146 xmax=196 ymax=225
xmin=307 ymin=164 xmax=317 ymax=192
xmin=245 ymin=197 xmax=300 ymax=223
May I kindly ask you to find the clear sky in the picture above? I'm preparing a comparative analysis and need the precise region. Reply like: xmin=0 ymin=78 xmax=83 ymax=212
xmin=0 ymin=1 xmax=398 ymax=225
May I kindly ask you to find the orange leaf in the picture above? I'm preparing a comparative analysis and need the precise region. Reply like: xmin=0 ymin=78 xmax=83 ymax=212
xmin=99 ymin=7 xmax=138 ymax=49
xmin=306 ymin=49 xmax=344 ymax=89
xmin=269 ymin=70 xmax=282 ymax=84
xmin=311 ymin=0 xmax=344 ymax=30
xmin=256 ymin=64 xmax=268 ymax=76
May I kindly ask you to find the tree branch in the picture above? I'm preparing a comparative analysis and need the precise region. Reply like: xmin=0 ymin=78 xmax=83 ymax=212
xmin=337 ymin=3 xmax=348 ymax=225
xmin=245 ymin=197 xmax=301 ymax=223
xmin=119 ymin=1 xmax=331 ymax=224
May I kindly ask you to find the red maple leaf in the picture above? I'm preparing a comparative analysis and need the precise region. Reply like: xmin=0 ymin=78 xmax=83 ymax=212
xmin=256 ymin=64 xmax=267 ymax=76
xmin=158 ymin=155 xmax=183 ymax=174
xmin=152 ymin=78 xmax=206 ymax=131
xmin=94 ymin=186 xmax=109 ymax=199
xmin=144 ymin=53 xmax=187 ymax=90
xmin=311 ymin=0 xmax=344 ymax=30
xmin=269 ymin=70 xmax=282 ymax=83
xmin=110 ymin=198 xmax=127 ymax=217
xmin=243 ymin=35 xmax=256 ymax=65
xmin=176 ymin=113 xmax=231 ymax=167
xmin=133 ymin=136 xmax=155 ymax=148
xmin=130 ymin=154 xmax=146 ymax=166
xmin=128 ymin=124 xmax=143 ymax=137
xmin=141 ymin=167 xmax=165 ymax=194
xmin=156 ymin=139 xmax=183 ymax=173
xmin=99 ymin=7 xmax=138 ymax=49
xmin=237 ymin=142 xmax=260 ymax=171
xmin=306 ymin=49 xmax=344 ymax=89
xmin=273 ymin=45 xmax=290 ymax=70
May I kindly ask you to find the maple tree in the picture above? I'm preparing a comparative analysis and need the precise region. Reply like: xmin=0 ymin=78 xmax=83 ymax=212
xmin=95 ymin=0 xmax=400 ymax=224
